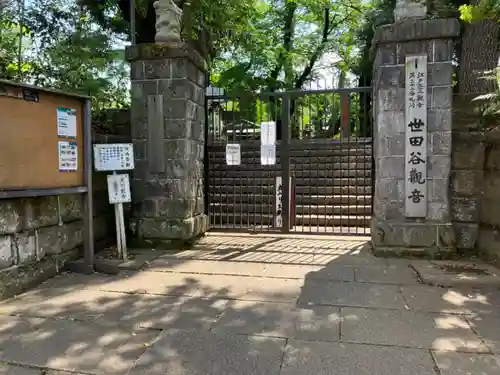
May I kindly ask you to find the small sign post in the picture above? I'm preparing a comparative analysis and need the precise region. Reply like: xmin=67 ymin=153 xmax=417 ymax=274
xmin=275 ymin=176 xmax=292 ymax=228
xmin=94 ymin=143 xmax=134 ymax=259
xmin=404 ymin=55 xmax=428 ymax=218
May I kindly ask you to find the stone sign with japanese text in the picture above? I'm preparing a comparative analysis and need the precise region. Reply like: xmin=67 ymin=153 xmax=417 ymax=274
xmin=405 ymin=55 xmax=427 ymax=218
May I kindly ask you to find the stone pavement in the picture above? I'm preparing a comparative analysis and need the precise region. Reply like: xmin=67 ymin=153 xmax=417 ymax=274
xmin=0 ymin=233 xmax=499 ymax=374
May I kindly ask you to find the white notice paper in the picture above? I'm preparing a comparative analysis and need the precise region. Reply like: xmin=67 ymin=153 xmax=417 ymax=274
xmin=107 ymin=174 xmax=131 ymax=204
xmin=58 ymin=141 xmax=78 ymax=171
xmin=261 ymin=144 xmax=276 ymax=165
xmin=404 ymin=55 xmax=428 ymax=218
xmin=94 ymin=144 xmax=135 ymax=171
xmin=225 ymin=144 xmax=241 ymax=165
xmin=57 ymin=107 xmax=77 ymax=138
xmin=260 ymin=121 xmax=276 ymax=145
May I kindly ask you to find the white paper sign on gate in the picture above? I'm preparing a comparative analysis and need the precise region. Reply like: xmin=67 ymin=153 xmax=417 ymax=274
xmin=260 ymin=121 xmax=276 ymax=145
xmin=404 ymin=55 xmax=428 ymax=218
xmin=261 ymin=144 xmax=276 ymax=165
xmin=225 ymin=143 xmax=241 ymax=165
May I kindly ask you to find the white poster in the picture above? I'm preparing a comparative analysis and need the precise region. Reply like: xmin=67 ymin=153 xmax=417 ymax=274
xmin=58 ymin=141 xmax=78 ymax=171
xmin=225 ymin=143 xmax=241 ymax=165
xmin=261 ymin=121 xmax=276 ymax=145
xmin=405 ymin=55 xmax=428 ymax=218
xmin=107 ymin=173 xmax=131 ymax=204
xmin=57 ymin=107 xmax=77 ymax=138
xmin=94 ymin=144 xmax=135 ymax=171
xmin=261 ymin=144 xmax=276 ymax=165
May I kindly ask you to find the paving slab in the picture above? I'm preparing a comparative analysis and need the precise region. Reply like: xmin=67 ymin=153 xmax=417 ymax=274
xmin=211 ymin=300 xmax=296 ymax=338
xmin=341 ymin=307 xmax=489 ymax=353
xmin=412 ymin=261 xmax=500 ymax=287
xmin=280 ymin=340 xmax=436 ymax=375
xmin=0 ymin=288 xmax=127 ymax=321
xmin=94 ymin=293 xmax=228 ymax=331
xmin=0 ymin=365 xmax=41 ymax=375
xmin=354 ymin=265 xmax=419 ymax=285
xmin=432 ymin=351 xmax=500 ymax=375
xmin=98 ymin=271 xmax=302 ymax=302
xmin=298 ymin=263 xmax=354 ymax=281
xmin=255 ymin=238 xmax=369 ymax=255
xmin=228 ymin=251 xmax=318 ymax=265
xmin=127 ymin=329 xmax=285 ymax=375
xmin=310 ymin=253 xmax=385 ymax=265
xmin=211 ymin=301 xmax=341 ymax=342
xmin=298 ymin=279 xmax=406 ymax=309
xmin=401 ymin=285 xmax=500 ymax=314
xmin=0 ymin=319 xmax=158 ymax=375
xmin=147 ymin=258 xmax=334 ymax=280
xmin=192 ymin=235 xmax=276 ymax=251
xmin=291 ymin=305 xmax=341 ymax=342
xmin=0 ymin=316 xmax=46 ymax=346
xmin=465 ymin=314 xmax=500 ymax=354
xmin=35 ymin=272 xmax=118 ymax=291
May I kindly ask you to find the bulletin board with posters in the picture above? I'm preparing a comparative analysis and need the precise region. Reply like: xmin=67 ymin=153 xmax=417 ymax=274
xmin=0 ymin=79 xmax=92 ymax=195
xmin=0 ymin=79 xmax=94 ymax=271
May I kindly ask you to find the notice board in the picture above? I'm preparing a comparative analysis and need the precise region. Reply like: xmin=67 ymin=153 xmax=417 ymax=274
xmin=0 ymin=80 xmax=87 ymax=190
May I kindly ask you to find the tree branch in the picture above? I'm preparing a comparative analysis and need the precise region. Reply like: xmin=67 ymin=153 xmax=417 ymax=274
xmin=267 ymin=1 xmax=297 ymax=91
xmin=294 ymin=7 xmax=335 ymax=89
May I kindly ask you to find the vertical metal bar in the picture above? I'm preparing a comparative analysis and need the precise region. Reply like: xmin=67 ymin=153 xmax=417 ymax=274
xmin=204 ymin=97 xmax=210 ymax=223
xmin=83 ymin=99 xmax=94 ymax=273
xmin=368 ymin=89 xmax=374 ymax=235
xmin=281 ymin=93 xmax=291 ymax=233
xmin=129 ymin=0 xmax=136 ymax=45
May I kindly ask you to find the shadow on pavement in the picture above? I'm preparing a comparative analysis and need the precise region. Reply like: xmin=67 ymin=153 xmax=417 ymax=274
xmin=0 ymin=234 xmax=497 ymax=374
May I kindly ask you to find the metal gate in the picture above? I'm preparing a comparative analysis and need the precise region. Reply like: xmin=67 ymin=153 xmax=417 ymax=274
xmin=205 ymin=87 xmax=372 ymax=235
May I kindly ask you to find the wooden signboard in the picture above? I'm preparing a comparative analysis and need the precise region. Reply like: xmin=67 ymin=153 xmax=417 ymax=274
xmin=0 ymin=80 xmax=88 ymax=191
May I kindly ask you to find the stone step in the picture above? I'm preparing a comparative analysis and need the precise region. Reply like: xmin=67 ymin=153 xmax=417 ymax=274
xmin=209 ymin=155 xmax=372 ymax=165
xmin=296 ymin=205 xmax=372 ymax=216
xmin=210 ymin=162 xmax=373 ymax=171
xmin=209 ymin=148 xmax=372 ymax=158
xmin=295 ymin=214 xmax=371 ymax=227
xmin=209 ymin=177 xmax=372 ymax=187
xmin=208 ymin=193 xmax=372 ymax=205
xmin=209 ymin=139 xmax=372 ymax=146
xmin=209 ymin=203 xmax=371 ymax=216
xmin=209 ymin=185 xmax=372 ymax=195
xmin=209 ymin=169 xmax=372 ymax=179
xmin=295 ymin=194 xmax=372 ymax=206
xmin=208 ymin=213 xmax=370 ymax=227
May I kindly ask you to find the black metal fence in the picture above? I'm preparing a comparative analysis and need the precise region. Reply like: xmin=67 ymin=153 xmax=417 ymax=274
xmin=205 ymin=87 xmax=373 ymax=235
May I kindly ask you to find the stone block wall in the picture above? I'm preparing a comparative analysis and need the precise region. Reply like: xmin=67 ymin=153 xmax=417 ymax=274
xmin=0 ymin=109 xmax=131 ymax=298
xmin=450 ymin=129 xmax=484 ymax=254
xmin=127 ymin=43 xmax=208 ymax=246
xmin=371 ymin=18 xmax=460 ymax=257
xmin=477 ymin=130 xmax=500 ymax=265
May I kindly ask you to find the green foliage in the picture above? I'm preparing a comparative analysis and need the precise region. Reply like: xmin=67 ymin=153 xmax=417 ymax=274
xmin=211 ymin=0 xmax=368 ymax=94
xmin=472 ymin=67 xmax=500 ymax=119
xmin=459 ymin=0 xmax=500 ymax=22
xmin=0 ymin=0 xmax=129 ymax=116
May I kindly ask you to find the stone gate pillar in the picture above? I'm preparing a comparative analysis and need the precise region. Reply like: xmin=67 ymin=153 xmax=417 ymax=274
xmin=126 ymin=43 xmax=208 ymax=246
xmin=371 ymin=5 xmax=460 ymax=257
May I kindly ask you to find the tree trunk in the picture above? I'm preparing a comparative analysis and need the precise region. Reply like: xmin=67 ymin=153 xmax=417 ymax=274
xmin=458 ymin=1 xmax=499 ymax=95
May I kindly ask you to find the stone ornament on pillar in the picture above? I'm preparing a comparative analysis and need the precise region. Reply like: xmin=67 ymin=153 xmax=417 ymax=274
xmin=154 ymin=0 xmax=183 ymax=43
xmin=394 ymin=0 xmax=427 ymax=21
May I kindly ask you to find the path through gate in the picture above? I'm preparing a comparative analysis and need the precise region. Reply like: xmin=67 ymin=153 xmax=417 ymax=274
xmin=205 ymin=87 xmax=373 ymax=235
